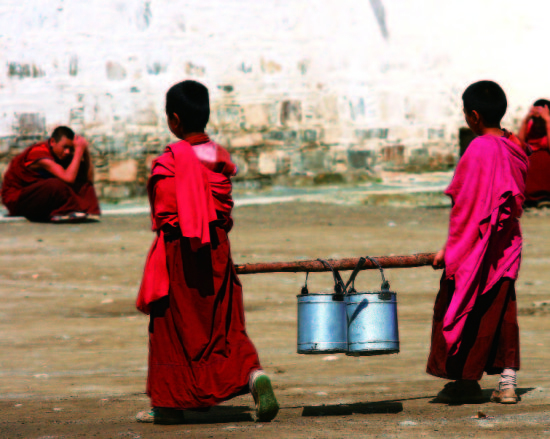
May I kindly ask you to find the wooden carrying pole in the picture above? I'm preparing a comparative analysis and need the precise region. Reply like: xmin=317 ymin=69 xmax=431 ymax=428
xmin=235 ymin=252 xmax=436 ymax=275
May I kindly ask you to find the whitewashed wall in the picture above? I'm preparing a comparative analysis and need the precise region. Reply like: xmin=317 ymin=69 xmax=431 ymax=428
xmin=1 ymin=0 xmax=549 ymax=194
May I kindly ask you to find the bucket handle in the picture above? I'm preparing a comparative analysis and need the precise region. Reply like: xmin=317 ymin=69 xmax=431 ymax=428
xmin=316 ymin=259 xmax=346 ymax=296
xmin=300 ymin=272 xmax=309 ymax=295
xmin=345 ymin=257 xmax=366 ymax=294
xmin=365 ymin=256 xmax=391 ymax=291
xmin=344 ymin=256 xmax=391 ymax=293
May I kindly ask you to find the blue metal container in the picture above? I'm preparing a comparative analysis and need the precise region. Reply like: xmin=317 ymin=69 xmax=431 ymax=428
xmin=297 ymin=293 xmax=348 ymax=354
xmin=345 ymin=291 xmax=399 ymax=356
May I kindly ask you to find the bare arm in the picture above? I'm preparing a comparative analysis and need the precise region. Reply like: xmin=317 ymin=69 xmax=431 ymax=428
xmin=518 ymin=107 xmax=536 ymax=142
xmin=35 ymin=136 xmax=86 ymax=184
xmin=539 ymin=105 xmax=550 ymax=142
xmin=83 ymin=148 xmax=94 ymax=182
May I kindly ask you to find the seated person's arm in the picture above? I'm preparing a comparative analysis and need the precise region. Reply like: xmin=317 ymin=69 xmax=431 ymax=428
xmin=538 ymin=105 xmax=550 ymax=142
xmin=83 ymin=148 xmax=95 ymax=183
xmin=518 ymin=107 xmax=536 ymax=142
xmin=36 ymin=136 xmax=86 ymax=184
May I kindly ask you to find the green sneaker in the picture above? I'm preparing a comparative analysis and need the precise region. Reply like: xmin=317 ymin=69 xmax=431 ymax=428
xmin=250 ymin=371 xmax=279 ymax=422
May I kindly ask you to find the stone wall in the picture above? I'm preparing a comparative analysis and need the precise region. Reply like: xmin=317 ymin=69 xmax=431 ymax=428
xmin=0 ymin=0 xmax=546 ymax=198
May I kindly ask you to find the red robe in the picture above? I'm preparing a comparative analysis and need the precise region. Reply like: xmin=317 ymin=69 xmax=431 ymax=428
xmin=523 ymin=127 xmax=550 ymax=205
xmin=137 ymin=134 xmax=261 ymax=409
xmin=1 ymin=141 xmax=100 ymax=220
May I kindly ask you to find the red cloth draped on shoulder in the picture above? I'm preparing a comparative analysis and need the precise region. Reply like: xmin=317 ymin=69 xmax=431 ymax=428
xmin=136 ymin=136 xmax=237 ymax=314
xmin=1 ymin=141 xmax=100 ymax=218
xmin=137 ymin=135 xmax=261 ymax=409
xmin=523 ymin=121 xmax=550 ymax=204
xmin=427 ymin=132 xmax=527 ymax=380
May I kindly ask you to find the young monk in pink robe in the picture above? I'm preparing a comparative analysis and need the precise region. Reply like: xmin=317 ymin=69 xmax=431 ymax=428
xmin=135 ymin=80 xmax=279 ymax=425
xmin=428 ymin=81 xmax=529 ymax=404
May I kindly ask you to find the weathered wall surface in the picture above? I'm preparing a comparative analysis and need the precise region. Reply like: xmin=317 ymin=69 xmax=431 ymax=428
xmin=1 ymin=0 xmax=549 ymax=197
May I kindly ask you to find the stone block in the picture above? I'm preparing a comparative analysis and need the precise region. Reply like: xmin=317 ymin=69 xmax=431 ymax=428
xmin=0 ymin=137 xmax=12 ymax=155
xmin=145 ymin=154 xmax=157 ymax=172
xmin=109 ymin=159 xmax=138 ymax=183
xmin=242 ymin=104 xmax=270 ymax=129
xmin=281 ymin=100 xmax=302 ymax=125
xmin=102 ymin=184 xmax=131 ymax=199
xmin=106 ymin=61 xmax=127 ymax=81
xmin=230 ymin=133 xmax=263 ymax=149
xmin=258 ymin=151 xmax=278 ymax=175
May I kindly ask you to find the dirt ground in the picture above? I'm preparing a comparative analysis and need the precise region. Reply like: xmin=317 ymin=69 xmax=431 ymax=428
xmin=0 ymin=202 xmax=549 ymax=438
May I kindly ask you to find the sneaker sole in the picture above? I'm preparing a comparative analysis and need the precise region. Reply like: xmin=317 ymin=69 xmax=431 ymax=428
xmin=491 ymin=396 xmax=518 ymax=404
xmin=254 ymin=375 xmax=280 ymax=422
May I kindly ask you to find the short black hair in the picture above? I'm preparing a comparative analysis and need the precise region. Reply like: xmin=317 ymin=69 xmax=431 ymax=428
xmin=51 ymin=126 xmax=75 ymax=142
xmin=165 ymin=80 xmax=210 ymax=132
xmin=534 ymin=99 xmax=550 ymax=109
xmin=462 ymin=80 xmax=507 ymax=126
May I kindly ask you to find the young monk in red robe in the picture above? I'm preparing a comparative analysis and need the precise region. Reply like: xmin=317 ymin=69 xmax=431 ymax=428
xmin=135 ymin=80 xmax=279 ymax=425
xmin=1 ymin=126 xmax=100 ymax=222
xmin=428 ymin=81 xmax=529 ymax=404
xmin=518 ymin=99 xmax=550 ymax=207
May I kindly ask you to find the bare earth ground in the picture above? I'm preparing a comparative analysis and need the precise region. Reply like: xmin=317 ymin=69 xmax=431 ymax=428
xmin=0 ymin=203 xmax=549 ymax=438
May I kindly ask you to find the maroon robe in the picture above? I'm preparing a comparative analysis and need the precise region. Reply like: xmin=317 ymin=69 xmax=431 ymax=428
xmin=1 ymin=141 xmax=100 ymax=221
xmin=138 ymin=134 xmax=261 ymax=409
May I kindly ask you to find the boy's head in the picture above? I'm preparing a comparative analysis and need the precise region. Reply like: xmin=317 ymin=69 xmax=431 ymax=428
xmin=462 ymin=81 xmax=507 ymax=132
xmin=530 ymin=98 xmax=550 ymax=134
xmin=533 ymin=98 xmax=550 ymax=109
xmin=50 ymin=126 xmax=75 ymax=161
xmin=165 ymin=80 xmax=210 ymax=137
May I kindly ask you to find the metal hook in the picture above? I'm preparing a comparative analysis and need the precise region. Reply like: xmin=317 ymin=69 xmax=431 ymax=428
xmin=365 ymin=256 xmax=390 ymax=291
xmin=301 ymin=272 xmax=309 ymax=295
xmin=316 ymin=258 xmax=346 ymax=295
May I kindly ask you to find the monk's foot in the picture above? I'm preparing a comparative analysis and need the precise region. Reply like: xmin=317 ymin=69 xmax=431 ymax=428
xmin=250 ymin=370 xmax=279 ymax=422
xmin=491 ymin=388 xmax=519 ymax=404
xmin=436 ymin=380 xmax=484 ymax=404
xmin=85 ymin=213 xmax=101 ymax=222
xmin=51 ymin=212 xmax=87 ymax=223
xmin=136 ymin=407 xmax=185 ymax=424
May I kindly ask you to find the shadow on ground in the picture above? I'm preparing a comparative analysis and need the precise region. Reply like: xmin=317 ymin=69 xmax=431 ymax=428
xmin=428 ymin=387 xmax=535 ymax=405
xmin=302 ymin=400 xmax=403 ymax=417
xmin=179 ymin=406 xmax=254 ymax=424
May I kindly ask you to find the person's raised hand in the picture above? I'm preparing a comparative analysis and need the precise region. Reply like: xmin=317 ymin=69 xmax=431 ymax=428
xmin=538 ymin=105 xmax=550 ymax=122
xmin=73 ymin=135 xmax=88 ymax=152
xmin=527 ymin=106 xmax=539 ymax=119
xmin=432 ymin=248 xmax=445 ymax=270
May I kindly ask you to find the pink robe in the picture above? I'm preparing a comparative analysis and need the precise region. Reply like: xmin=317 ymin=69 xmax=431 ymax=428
xmin=427 ymin=133 xmax=527 ymax=380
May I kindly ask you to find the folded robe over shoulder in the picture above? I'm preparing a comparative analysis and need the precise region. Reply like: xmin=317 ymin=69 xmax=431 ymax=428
xmin=136 ymin=139 xmax=236 ymax=314
xmin=441 ymin=133 xmax=528 ymax=357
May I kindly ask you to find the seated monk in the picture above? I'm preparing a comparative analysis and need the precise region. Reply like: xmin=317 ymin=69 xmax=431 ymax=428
xmin=518 ymin=99 xmax=550 ymax=207
xmin=1 ymin=126 xmax=101 ymax=222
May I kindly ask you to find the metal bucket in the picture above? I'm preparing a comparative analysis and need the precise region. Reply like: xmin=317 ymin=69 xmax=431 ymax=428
xmin=344 ymin=256 xmax=399 ymax=356
xmin=345 ymin=291 xmax=399 ymax=356
xmin=296 ymin=259 xmax=348 ymax=354
xmin=297 ymin=293 xmax=347 ymax=354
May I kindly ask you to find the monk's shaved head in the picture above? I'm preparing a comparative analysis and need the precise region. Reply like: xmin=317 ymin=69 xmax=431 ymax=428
xmin=166 ymin=80 xmax=210 ymax=133
xmin=534 ymin=99 xmax=550 ymax=109
xmin=51 ymin=126 xmax=75 ymax=142
xmin=462 ymin=81 xmax=507 ymax=127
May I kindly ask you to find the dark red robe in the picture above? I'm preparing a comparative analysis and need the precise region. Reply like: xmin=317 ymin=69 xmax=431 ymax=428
xmin=1 ymin=141 xmax=100 ymax=221
xmin=523 ymin=123 xmax=550 ymax=205
xmin=137 ymin=134 xmax=261 ymax=409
